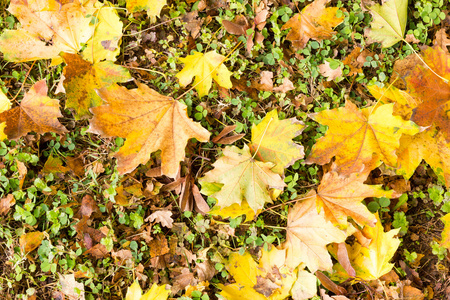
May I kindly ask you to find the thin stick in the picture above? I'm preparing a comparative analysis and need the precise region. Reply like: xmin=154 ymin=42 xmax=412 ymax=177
xmin=123 ymin=17 xmax=182 ymax=36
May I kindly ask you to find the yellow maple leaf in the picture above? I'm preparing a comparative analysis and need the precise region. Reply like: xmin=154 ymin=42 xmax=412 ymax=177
xmin=440 ymin=213 xmax=450 ymax=249
xmin=309 ymin=168 xmax=397 ymax=228
xmin=126 ymin=281 xmax=169 ymax=300
xmin=0 ymin=80 xmax=67 ymax=140
xmin=396 ymin=126 xmax=450 ymax=187
xmin=0 ymin=90 xmax=11 ymax=140
xmin=88 ymin=83 xmax=211 ymax=177
xmin=249 ymin=109 xmax=305 ymax=175
xmin=208 ymin=200 xmax=260 ymax=222
xmin=176 ymin=51 xmax=232 ymax=97
xmin=0 ymin=0 xmax=96 ymax=62
xmin=283 ymin=198 xmax=350 ymax=272
xmin=332 ymin=213 xmax=400 ymax=281
xmin=199 ymin=145 xmax=286 ymax=213
xmin=281 ymin=0 xmax=344 ymax=49
xmin=126 ymin=0 xmax=166 ymax=20
xmin=61 ymin=52 xmax=131 ymax=120
xmin=82 ymin=2 xmax=123 ymax=63
xmin=219 ymin=246 xmax=316 ymax=300
xmin=306 ymin=101 xmax=420 ymax=175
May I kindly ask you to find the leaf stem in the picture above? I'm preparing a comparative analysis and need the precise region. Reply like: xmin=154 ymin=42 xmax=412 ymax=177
xmin=260 ymin=194 xmax=316 ymax=213
xmin=251 ymin=117 xmax=273 ymax=160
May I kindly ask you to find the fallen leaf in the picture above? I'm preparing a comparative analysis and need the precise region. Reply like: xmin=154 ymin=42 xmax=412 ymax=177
xmin=273 ymin=78 xmax=295 ymax=93
xmin=89 ymin=83 xmax=211 ymax=177
xmin=249 ymin=110 xmax=305 ymax=175
xmin=282 ymin=0 xmax=344 ymax=49
xmin=0 ymin=80 xmax=68 ymax=140
xmin=434 ymin=28 xmax=450 ymax=51
xmin=306 ymin=101 xmax=420 ymax=175
xmin=82 ymin=3 xmax=123 ymax=63
xmin=60 ymin=274 xmax=85 ymax=300
xmin=342 ymin=47 xmax=363 ymax=77
xmin=0 ymin=0 xmax=95 ymax=62
xmin=407 ymin=46 xmax=450 ymax=141
xmin=148 ymin=234 xmax=170 ymax=258
xmin=396 ymin=127 xmax=450 ymax=187
xmin=20 ymin=231 xmax=44 ymax=254
xmin=79 ymin=195 xmax=99 ymax=219
xmin=309 ymin=168 xmax=397 ymax=228
xmin=365 ymin=0 xmax=407 ymax=47
xmin=208 ymin=199 xmax=260 ymax=222
xmin=0 ymin=90 xmax=11 ymax=140
xmin=0 ymin=194 xmax=15 ymax=215
xmin=176 ymin=51 xmax=232 ymax=97
xmin=126 ymin=281 xmax=142 ymax=300
xmin=319 ymin=61 xmax=343 ymax=81
xmin=172 ymin=268 xmax=196 ymax=294
xmin=126 ymin=0 xmax=166 ymax=20
xmin=200 ymin=145 xmax=286 ymax=213
xmin=61 ymin=52 xmax=131 ymax=120
xmin=402 ymin=285 xmax=425 ymax=300
xmin=332 ymin=213 xmax=400 ymax=281
xmin=196 ymin=260 xmax=216 ymax=281
xmin=141 ymin=283 xmax=170 ymax=300
xmin=146 ymin=210 xmax=173 ymax=228
xmin=283 ymin=198 xmax=349 ymax=272
xmin=16 ymin=160 xmax=27 ymax=189
xmin=42 ymin=155 xmax=70 ymax=174
xmin=440 ymin=213 xmax=450 ymax=249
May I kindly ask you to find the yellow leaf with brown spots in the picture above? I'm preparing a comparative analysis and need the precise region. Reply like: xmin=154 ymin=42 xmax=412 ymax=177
xmin=88 ymin=83 xmax=210 ymax=177
xmin=305 ymin=101 xmax=420 ymax=175
xmin=0 ymin=80 xmax=67 ymax=140
xmin=61 ymin=52 xmax=131 ymax=120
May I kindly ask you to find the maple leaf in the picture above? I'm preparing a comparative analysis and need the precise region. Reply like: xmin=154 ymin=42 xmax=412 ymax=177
xmin=283 ymin=198 xmax=350 ymax=272
xmin=61 ymin=52 xmax=131 ymax=119
xmin=199 ymin=145 xmax=286 ymax=213
xmin=147 ymin=210 xmax=173 ymax=228
xmin=89 ymin=83 xmax=210 ymax=177
xmin=176 ymin=51 xmax=232 ymax=97
xmin=0 ymin=80 xmax=68 ymax=140
xmin=332 ymin=213 xmax=400 ymax=281
xmin=126 ymin=0 xmax=166 ymax=20
xmin=126 ymin=281 xmax=169 ymax=300
xmin=281 ymin=0 xmax=344 ymax=49
xmin=406 ymin=46 xmax=450 ymax=141
xmin=367 ymin=83 xmax=421 ymax=120
xmin=82 ymin=3 xmax=123 ymax=63
xmin=208 ymin=199 xmax=260 ymax=222
xmin=0 ymin=0 xmax=95 ymax=62
xmin=249 ymin=110 xmax=305 ymax=175
xmin=309 ymin=168 xmax=397 ymax=228
xmin=365 ymin=0 xmax=407 ymax=48
xmin=306 ymin=101 xmax=420 ymax=175
xmin=440 ymin=213 xmax=450 ymax=249
xmin=219 ymin=246 xmax=315 ymax=300
xmin=20 ymin=231 xmax=44 ymax=253
xmin=0 ymin=90 xmax=11 ymax=140
xmin=396 ymin=126 xmax=450 ymax=187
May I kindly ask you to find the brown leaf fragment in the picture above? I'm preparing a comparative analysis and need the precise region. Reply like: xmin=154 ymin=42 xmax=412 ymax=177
xmin=253 ymin=276 xmax=280 ymax=297
xmin=84 ymin=244 xmax=108 ymax=259
xmin=59 ymin=274 xmax=85 ymax=300
xmin=182 ymin=11 xmax=203 ymax=38
xmin=222 ymin=16 xmax=248 ymax=35
xmin=42 ymin=155 xmax=69 ymax=174
xmin=0 ymin=80 xmax=67 ymax=140
xmin=148 ymin=234 xmax=170 ymax=258
xmin=146 ymin=210 xmax=173 ymax=228
xmin=212 ymin=125 xmax=238 ymax=143
xmin=212 ymin=125 xmax=245 ymax=145
xmin=342 ymin=47 xmax=363 ymax=76
xmin=172 ymin=268 xmax=196 ymax=295
xmin=434 ymin=28 xmax=450 ymax=51
xmin=67 ymin=156 xmax=85 ymax=177
xmin=273 ymin=77 xmax=295 ymax=93
xmin=195 ymin=260 xmax=215 ymax=281
xmin=0 ymin=194 xmax=15 ymax=215
xmin=16 ymin=160 xmax=27 ymax=189
xmin=319 ymin=61 xmax=342 ymax=81
xmin=336 ymin=242 xmax=355 ymax=277
xmin=20 ymin=231 xmax=44 ymax=254
xmin=403 ymin=286 xmax=425 ymax=300
xmin=79 ymin=195 xmax=99 ymax=219
xmin=111 ymin=249 xmax=133 ymax=266
xmin=315 ymin=271 xmax=347 ymax=295
xmin=192 ymin=184 xmax=210 ymax=214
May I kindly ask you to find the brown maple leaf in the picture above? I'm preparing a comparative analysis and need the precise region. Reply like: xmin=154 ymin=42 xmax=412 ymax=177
xmin=281 ymin=0 xmax=344 ymax=49
xmin=0 ymin=80 xmax=67 ymax=140
xmin=407 ymin=46 xmax=450 ymax=141
xmin=89 ymin=83 xmax=210 ymax=177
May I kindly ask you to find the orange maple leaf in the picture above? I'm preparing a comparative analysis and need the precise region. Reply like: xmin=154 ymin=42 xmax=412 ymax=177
xmin=307 ymin=168 xmax=398 ymax=228
xmin=281 ymin=0 xmax=344 ymax=49
xmin=406 ymin=46 xmax=450 ymax=141
xmin=0 ymin=80 xmax=67 ymax=140
xmin=89 ymin=83 xmax=211 ymax=177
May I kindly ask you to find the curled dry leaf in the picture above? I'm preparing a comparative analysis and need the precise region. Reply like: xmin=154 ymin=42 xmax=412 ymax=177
xmin=0 ymin=80 xmax=68 ymax=140
xmin=89 ymin=83 xmax=210 ymax=177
